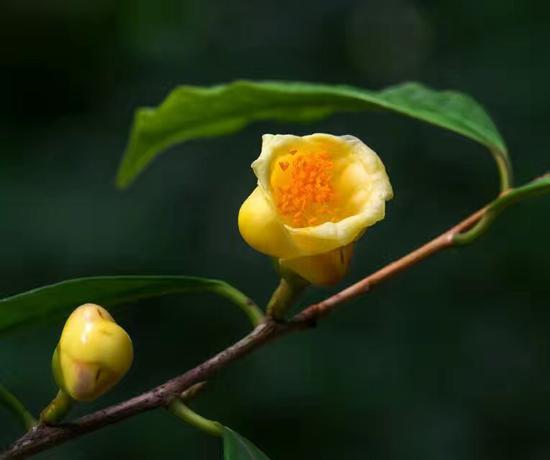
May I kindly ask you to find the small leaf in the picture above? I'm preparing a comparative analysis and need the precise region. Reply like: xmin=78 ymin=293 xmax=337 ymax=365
xmin=454 ymin=173 xmax=550 ymax=245
xmin=117 ymin=80 xmax=511 ymax=191
xmin=0 ymin=275 xmax=260 ymax=336
xmin=488 ymin=173 xmax=549 ymax=213
xmin=223 ymin=426 xmax=270 ymax=460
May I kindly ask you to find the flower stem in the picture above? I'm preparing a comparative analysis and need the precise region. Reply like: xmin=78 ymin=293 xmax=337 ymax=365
xmin=0 ymin=383 xmax=36 ymax=430
xmin=40 ymin=390 xmax=73 ymax=425
xmin=266 ymin=275 xmax=309 ymax=320
xmin=167 ymin=399 xmax=223 ymax=437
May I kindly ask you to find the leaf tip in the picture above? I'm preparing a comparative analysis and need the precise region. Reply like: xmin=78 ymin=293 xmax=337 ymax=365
xmin=115 ymin=171 xmax=130 ymax=190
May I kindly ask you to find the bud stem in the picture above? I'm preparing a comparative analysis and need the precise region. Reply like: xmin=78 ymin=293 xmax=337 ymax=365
xmin=168 ymin=399 xmax=223 ymax=437
xmin=266 ymin=275 xmax=309 ymax=320
xmin=40 ymin=390 xmax=74 ymax=425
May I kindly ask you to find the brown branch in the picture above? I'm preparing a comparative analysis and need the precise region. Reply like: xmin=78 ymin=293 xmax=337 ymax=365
xmin=1 ymin=205 xmax=486 ymax=459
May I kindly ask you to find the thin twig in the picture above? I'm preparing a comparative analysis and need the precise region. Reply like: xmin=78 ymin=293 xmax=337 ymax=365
xmin=0 ymin=204 xmax=488 ymax=459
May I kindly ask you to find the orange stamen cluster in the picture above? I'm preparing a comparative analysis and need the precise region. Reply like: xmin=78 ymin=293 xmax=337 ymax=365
xmin=272 ymin=151 xmax=337 ymax=227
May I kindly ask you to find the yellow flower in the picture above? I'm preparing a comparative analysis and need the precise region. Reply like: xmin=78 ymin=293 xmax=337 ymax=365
xmin=52 ymin=303 xmax=134 ymax=402
xmin=239 ymin=133 xmax=393 ymax=285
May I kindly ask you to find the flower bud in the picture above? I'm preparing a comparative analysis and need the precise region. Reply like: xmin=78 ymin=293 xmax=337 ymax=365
xmin=52 ymin=303 xmax=133 ymax=402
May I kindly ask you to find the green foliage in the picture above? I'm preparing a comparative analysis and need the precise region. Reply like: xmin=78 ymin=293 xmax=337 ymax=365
xmin=117 ymin=80 xmax=511 ymax=190
xmin=223 ymin=427 xmax=270 ymax=460
xmin=0 ymin=275 xmax=261 ymax=336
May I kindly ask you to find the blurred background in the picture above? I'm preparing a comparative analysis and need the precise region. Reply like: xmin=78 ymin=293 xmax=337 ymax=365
xmin=0 ymin=0 xmax=549 ymax=459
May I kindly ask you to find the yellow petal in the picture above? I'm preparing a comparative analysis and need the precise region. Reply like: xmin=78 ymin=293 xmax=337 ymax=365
xmin=280 ymin=243 xmax=354 ymax=286
xmin=238 ymin=186 xmax=296 ymax=259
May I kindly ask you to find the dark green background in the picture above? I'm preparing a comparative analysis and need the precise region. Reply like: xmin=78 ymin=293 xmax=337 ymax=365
xmin=1 ymin=1 xmax=549 ymax=459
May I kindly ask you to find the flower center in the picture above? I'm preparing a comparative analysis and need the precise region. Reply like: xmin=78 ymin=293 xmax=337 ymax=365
xmin=271 ymin=151 xmax=338 ymax=227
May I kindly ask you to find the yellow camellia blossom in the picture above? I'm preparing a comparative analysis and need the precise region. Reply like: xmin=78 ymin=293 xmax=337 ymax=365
xmin=52 ymin=303 xmax=133 ymax=402
xmin=239 ymin=133 xmax=393 ymax=285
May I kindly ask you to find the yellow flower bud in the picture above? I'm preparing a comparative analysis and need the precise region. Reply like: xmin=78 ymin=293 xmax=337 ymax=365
xmin=239 ymin=133 xmax=393 ymax=285
xmin=53 ymin=303 xmax=133 ymax=402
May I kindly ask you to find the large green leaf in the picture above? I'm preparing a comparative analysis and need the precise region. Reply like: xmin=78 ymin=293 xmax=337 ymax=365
xmin=117 ymin=80 xmax=511 ymax=190
xmin=0 ymin=275 xmax=262 ymax=335
xmin=223 ymin=426 xmax=270 ymax=460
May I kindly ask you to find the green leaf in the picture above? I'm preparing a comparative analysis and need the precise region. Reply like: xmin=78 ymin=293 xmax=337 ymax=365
xmin=117 ymin=80 xmax=511 ymax=191
xmin=223 ymin=426 xmax=270 ymax=460
xmin=0 ymin=275 xmax=263 ymax=336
